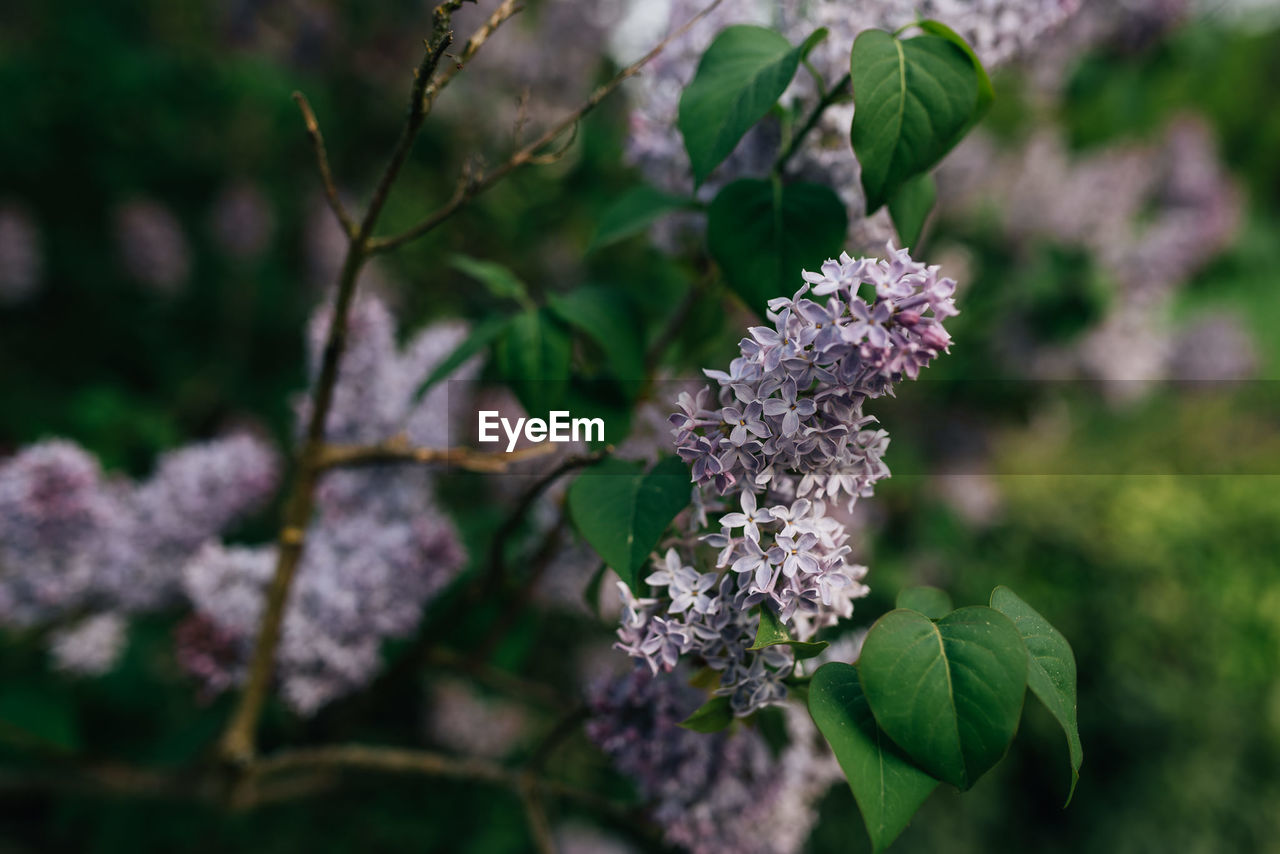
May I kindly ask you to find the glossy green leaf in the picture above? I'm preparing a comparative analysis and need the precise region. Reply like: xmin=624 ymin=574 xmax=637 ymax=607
xmin=590 ymin=185 xmax=699 ymax=249
xmin=747 ymin=606 xmax=829 ymax=659
xmin=858 ymin=606 xmax=1027 ymax=790
xmin=917 ymin=19 xmax=994 ymax=122
xmin=547 ymin=287 xmax=646 ymax=382
xmin=809 ymin=663 xmax=939 ymax=852
xmin=451 ymin=254 xmax=534 ymax=309
xmin=894 ymin=584 xmax=952 ymax=620
xmin=850 ymin=29 xmax=981 ymax=212
xmin=413 ymin=315 xmax=509 ymax=399
xmin=887 ymin=172 xmax=937 ymax=248
xmin=680 ymin=695 xmax=734 ymax=733
xmin=494 ymin=308 xmax=572 ymax=414
xmin=679 ymin=26 xmax=826 ymax=185
xmin=990 ymin=586 xmax=1083 ymax=804
xmin=566 ymin=456 xmax=691 ymax=591
xmin=707 ymin=178 xmax=847 ymax=316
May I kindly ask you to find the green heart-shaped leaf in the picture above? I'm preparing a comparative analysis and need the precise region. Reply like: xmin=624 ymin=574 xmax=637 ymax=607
xmin=917 ymin=19 xmax=994 ymax=122
xmin=850 ymin=29 xmax=983 ymax=212
xmin=809 ymin=663 xmax=939 ymax=852
xmin=566 ymin=456 xmax=691 ymax=591
xmin=990 ymin=586 xmax=1083 ymax=804
xmin=707 ymin=178 xmax=847 ymax=316
xmin=679 ymin=26 xmax=826 ymax=185
xmin=858 ymin=606 xmax=1027 ymax=790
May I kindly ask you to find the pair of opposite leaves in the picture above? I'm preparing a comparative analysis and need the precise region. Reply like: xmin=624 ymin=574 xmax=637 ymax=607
xmin=809 ymin=587 xmax=1082 ymax=852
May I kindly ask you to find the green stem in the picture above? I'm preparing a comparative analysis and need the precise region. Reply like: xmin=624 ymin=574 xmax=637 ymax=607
xmin=772 ymin=72 xmax=852 ymax=176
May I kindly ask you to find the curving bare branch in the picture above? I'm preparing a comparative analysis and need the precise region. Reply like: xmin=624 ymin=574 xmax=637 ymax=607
xmin=367 ymin=0 xmax=726 ymax=254
xmin=292 ymin=92 xmax=357 ymax=237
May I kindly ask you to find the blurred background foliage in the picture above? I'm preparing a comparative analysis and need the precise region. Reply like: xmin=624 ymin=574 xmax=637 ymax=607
xmin=1 ymin=0 xmax=1279 ymax=851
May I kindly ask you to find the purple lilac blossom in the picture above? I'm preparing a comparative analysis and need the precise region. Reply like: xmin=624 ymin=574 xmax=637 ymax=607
xmin=181 ymin=297 xmax=475 ymax=715
xmin=673 ymin=242 xmax=956 ymax=502
xmin=940 ymin=116 xmax=1241 ymax=387
xmin=1169 ymin=311 xmax=1258 ymax=382
xmin=49 ymin=613 xmax=129 ymax=676
xmin=0 ymin=435 xmax=279 ymax=637
xmin=613 ymin=244 xmax=954 ymax=715
xmin=0 ymin=441 xmax=121 ymax=627
xmin=586 ymin=667 xmax=839 ymax=854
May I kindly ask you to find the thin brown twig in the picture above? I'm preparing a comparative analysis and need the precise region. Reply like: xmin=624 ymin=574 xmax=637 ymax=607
xmin=0 ymin=744 xmax=644 ymax=841
xmin=359 ymin=3 xmax=464 ymax=237
xmin=367 ymin=0 xmax=727 ymax=255
xmin=316 ymin=437 xmax=556 ymax=472
xmin=526 ymin=120 xmax=580 ymax=167
xmin=423 ymin=0 xmax=524 ymax=112
xmin=292 ymin=92 xmax=357 ymax=237
xmin=0 ymin=756 xmax=230 ymax=808
xmin=217 ymin=1 xmax=465 ymax=766
xmin=249 ymin=744 xmax=621 ymax=819
xmin=219 ymin=0 xmax=718 ymax=777
xmin=253 ymin=744 xmax=510 ymax=784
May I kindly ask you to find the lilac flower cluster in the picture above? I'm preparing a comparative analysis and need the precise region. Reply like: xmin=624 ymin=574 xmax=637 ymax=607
xmin=781 ymin=0 xmax=1082 ymax=104
xmin=50 ymin=613 xmax=129 ymax=676
xmin=617 ymin=500 xmax=870 ymax=714
xmin=0 ymin=436 xmax=279 ymax=625
xmin=179 ymin=295 xmax=475 ymax=714
xmin=940 ymin=116 xmax=1241 ymax=387
xmin=673 ymin=243 xmax=956 ymax=501
xmin=0 ymin=434 xmax=280 ymax=671
xmin=610 ymin=245 xmax=955 ymax=715
xmin=586 ymin=667 xmax=838 ymax=854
